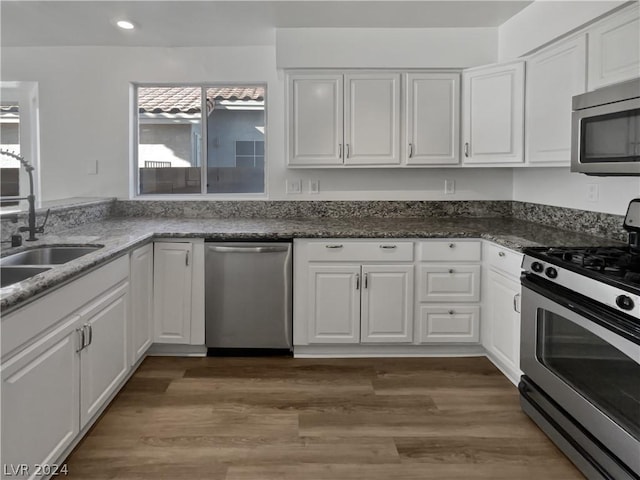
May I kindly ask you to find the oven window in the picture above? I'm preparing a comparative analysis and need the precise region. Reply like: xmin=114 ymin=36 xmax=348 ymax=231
xmin=581 ymin=108 xmax=640 ymax=163
xmin=537 ymin=311 xmax=640 ymax=439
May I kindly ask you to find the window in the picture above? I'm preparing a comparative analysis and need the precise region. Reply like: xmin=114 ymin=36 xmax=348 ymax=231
xmin=1 ymin=103 xmax=20 ymax=206
xmin=135 ymin=85 xmax=266 ymax=196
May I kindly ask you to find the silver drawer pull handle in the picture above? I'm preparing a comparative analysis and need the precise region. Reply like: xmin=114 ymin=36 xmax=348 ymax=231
xmin=448 ymin=310 xmax=455 ymax=315
xmin=448 ymin=269 xmax=455 ymax=274
xmin=498 ymin=251 xmax=505 ymax=257
xmin=449 ymin=243 xmax=455 ymax=248
xmin=380 ymin=245 xmax=397 ymax=249
xmin=325 ymin=244 xmax=343 ymax=249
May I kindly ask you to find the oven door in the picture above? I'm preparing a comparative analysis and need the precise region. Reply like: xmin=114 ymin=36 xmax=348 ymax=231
xmin=521 ymin=278 xmax=640 ymax=475
xmin=571 ymin=97 xmax=640 ymax=175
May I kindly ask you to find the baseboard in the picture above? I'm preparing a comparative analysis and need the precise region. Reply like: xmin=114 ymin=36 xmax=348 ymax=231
xmin=294 ymin=344 xmax=486 ymax=357
xmin=147 ymin=343 xmax=207 ymax=356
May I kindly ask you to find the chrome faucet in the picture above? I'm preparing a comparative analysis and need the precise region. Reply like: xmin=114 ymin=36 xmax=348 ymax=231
xmin=0 ymin=149 xmax=49 ymax=241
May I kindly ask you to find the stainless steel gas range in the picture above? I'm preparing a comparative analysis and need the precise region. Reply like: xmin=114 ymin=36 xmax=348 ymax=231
xmin=519 ymin=199 xmax=640 ymax=480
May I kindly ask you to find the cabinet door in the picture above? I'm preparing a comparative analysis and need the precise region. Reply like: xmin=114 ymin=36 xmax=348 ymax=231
xmin=526 ymin=36 xmax=587 ymax=165
xmin=462 ymin=62 xmax=525 ymax=164
xmin=406 ymin=73 xmax=460 ymax=165
xmin=307 ymin=264 xmax=360 ymax=343
xmin=80 ymin=283 xmax=129 ymax=428
xmin=1 ymin=316 xmax=80 ymax=475
xmin=287 ymin=74 xmax=344 ymax=166
xmin=360 ymin=265 xmax=413 ymax=343
xmin=344 ymin=73 xmax=401 ymax=165
xmin=486 ymin=269 xmax=521 ymax=375
xmin=588 ymin=5 xmax=640 ymax=90
xmin=153 ymin=242 xmax=193 ymax=343
xmin=130 ymin=243 xmax=153 ymax=365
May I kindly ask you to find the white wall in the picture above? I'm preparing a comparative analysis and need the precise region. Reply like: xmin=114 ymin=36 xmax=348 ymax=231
xmin=513 ymin=168 xmax=640 ymax=216
xmin=277 ymin=28 xmax=497 ymax=69
xmin=1 ymin=39 xmax=512 ymax=202
xmin=498 ymin=1 xmax=627 ymax=60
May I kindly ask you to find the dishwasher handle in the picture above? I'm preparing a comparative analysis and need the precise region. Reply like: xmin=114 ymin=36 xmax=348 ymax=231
xmin=207 ymin=245 xmax=290 ymax=254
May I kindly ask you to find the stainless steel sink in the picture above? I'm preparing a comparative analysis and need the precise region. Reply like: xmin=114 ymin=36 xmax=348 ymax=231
xmin=1 ymin=266 xmax=52 ymax=288
xmin=0 ymin=245 xmax=103 ymax=267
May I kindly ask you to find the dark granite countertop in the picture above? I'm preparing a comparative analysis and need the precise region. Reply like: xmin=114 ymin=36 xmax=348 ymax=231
xmin=0 ymin=216 xmax=623 ymax=314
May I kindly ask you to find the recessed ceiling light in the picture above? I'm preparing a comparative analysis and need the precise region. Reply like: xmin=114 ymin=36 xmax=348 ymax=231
xmin=116 ymin=20 xmax=135 ymax=30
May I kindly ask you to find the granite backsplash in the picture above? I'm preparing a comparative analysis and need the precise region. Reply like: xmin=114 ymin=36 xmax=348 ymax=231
xmin=1 ymin=199 xmax=628 ymax=244
xmin=0 ymin=199 xmax=115 ymax=241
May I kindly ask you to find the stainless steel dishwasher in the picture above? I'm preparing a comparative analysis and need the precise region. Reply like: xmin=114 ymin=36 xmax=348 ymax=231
xmin=204 ymin=241 xmax=292 ymax=354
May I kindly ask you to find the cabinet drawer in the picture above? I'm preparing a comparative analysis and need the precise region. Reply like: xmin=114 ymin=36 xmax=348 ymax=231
xmin=485 ymin=243 xmax=523 ymax=278
xmin=418 ymin=265 xmax=480 ymax=302
xmin=419 ymin=305 xmax=480 ymax=343
xmin=305 ymin=241 xmax=414 ymax=262
xmin=419 ymin=240 xmax=481 ymax=262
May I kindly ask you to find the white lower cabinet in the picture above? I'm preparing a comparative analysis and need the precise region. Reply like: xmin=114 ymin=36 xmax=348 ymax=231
xmin=419 ymin=305 xmax=480 ymax=343
xmin=482 ymin=241 xmax=523 ymax=385
xmin=153 ymin=242 xmax=193 ymax=344
xmin=129 ymin=243 xmax=153 ymax=365
xmin=307 ymin=262 xmax=414 ymax=344
xmin=308 ymin=264 xmax=361 ymax=343
xmin=1 ymin=316 xmax=80 ymax=478
xmin=152 ymin=240 xmax=205 ymax=346
xmin=79 ymin=283 xmax=129 ymax=428
xmin=296 ymin=239 xmax=414 ymax=345
xmin=360 ymin=265 xmax=413 ymax=343
xmin=416 ymin=240 xmax=482 ymax=345
xmin=1 ymin=255 xmax=131 ymax=479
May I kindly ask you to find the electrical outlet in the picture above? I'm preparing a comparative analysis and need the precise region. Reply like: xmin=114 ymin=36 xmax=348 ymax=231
xmin=444 ymin=179 xmax=455 ymax=195
xmin=587 ymin=184 xmax=599 ymax=202
xmin=309 ymin=180 xmax=320 ymax=194
xmin=286 ymin=179 xmax=301 ymax=194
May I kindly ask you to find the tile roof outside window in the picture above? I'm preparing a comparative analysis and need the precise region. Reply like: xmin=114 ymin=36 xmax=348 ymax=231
xmin=138 ymin=86 xmax=265 ymax=114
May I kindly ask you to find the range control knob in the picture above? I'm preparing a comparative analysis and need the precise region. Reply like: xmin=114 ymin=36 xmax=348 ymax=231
xmin=545 ymin=267 xmax=558 ymax=279
xmin=616 ymin=295 xmax=635 ymax=311
xmin=531 ymin=262 xmax=544 ymax=273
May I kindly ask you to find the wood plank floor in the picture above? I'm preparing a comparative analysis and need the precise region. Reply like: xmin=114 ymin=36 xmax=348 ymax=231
xmin=64 ymin=356 xmax=584 ymax=479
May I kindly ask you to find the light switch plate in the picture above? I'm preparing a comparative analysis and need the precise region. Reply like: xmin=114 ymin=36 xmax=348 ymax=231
xmin=309 ymin=180 xmax=320 ymax=194
xmin=587 ymin=184 xmax=599 ymax=202
xmin=286 ymin=179 xmax=301 ymax=194
xmin=87 ymin=159 xmax=98 ymax=175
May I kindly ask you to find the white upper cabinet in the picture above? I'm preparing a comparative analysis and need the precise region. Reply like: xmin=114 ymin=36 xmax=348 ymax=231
xmin=405 ymin=73 xmax=460 ymax=165
xmin=588 ymin=5 xmax=640 ymax=91
xmin=344 ymin=73 xmax=401 ymax=165
xmin=287 ymin=74 xmax=344 ymax=166
xmin=526 ymin=35 xmax=587 ymax=165
xmin=462 ymin=61 xmax=525 ymax=164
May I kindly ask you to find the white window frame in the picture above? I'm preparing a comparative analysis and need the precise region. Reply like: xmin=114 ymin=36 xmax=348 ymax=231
xmin=131 ymin=83 xmax=268 ymax=200
xmin=0 ymin=81 xmax=41 ymax=214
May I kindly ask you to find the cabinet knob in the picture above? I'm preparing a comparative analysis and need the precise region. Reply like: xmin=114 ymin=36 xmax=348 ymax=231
xmin=409 ymin=143 xmax=414 ymax=158
xmin=464 ymin=142 xmax=470 ymax=158
xmin=498 ymin=251 xmax=506 ymax=257
xmin=448 ymin=310 xmax=455 ymax=315
xmin=338 ymin=144 xmax=342 ymax=159
xmin=346 ymin=143 xmax=350 ymax=159
xmin=449 ymin=243 xmax=455 ymax=248
xmin=448 ymin=269 xmax=455 ymax=274
xmin=355 ymin=273 xmax=360 ymax=290
xmin=325 ymin=244 xmax=343 ymax=249
xmin=380 ymin=245 xmax=397 ymax=249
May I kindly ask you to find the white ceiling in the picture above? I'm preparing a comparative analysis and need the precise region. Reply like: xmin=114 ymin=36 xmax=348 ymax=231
xmin=1 ymin=0 xmax=533 ymax=47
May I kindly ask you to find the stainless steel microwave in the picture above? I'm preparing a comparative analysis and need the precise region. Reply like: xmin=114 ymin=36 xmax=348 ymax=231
xmin=571 ymin=78 xmax=640 ymax=176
